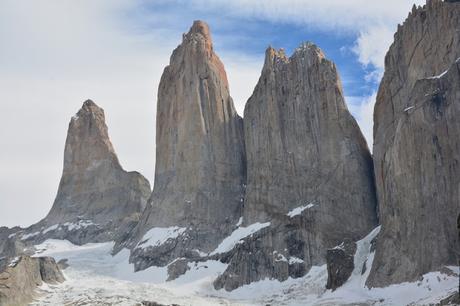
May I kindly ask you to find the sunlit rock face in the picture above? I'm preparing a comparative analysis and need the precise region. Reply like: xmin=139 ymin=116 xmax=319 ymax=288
xmin=126 ymin=20 xmax=246 ymax=268
xmin=368 ymin=0 xmax=460 ymax=287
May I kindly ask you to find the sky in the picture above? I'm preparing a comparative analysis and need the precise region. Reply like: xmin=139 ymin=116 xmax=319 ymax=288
xmin=0 ymin=0 xmax=425 ymax=227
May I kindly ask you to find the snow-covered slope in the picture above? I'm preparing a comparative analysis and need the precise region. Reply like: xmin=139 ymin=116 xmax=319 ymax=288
xmin=29 ymin=227 xmax=458 ymax=306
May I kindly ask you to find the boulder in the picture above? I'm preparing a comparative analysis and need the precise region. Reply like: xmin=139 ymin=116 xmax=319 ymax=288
xmin=326 ymin=240 xmax=357 ymax=291
xmin=0 ymin=256 xmax=64 ymax=306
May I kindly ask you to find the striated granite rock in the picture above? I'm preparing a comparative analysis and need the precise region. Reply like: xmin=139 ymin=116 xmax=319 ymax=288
xmin=215 ymin=43 xmax=378 ymax=289
xmin=368 ymin=0 xmax=460 ymax=287
xmin=243 ymin=44 xmax=377 ymax=226
xmin=22 ymin=100 xmax=151 ymax=245
xmin=125 ymin=21 xmax=246 ymax=268
xmin=0 ymin=256 xmax=64 ymax=306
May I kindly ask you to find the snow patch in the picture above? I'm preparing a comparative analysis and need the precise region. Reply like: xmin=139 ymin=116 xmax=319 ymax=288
xmin=8 ymin=256 xmax=20 ymax=267
xmin=43 ymin=224 xmax=60 ymax=234
xmin=63 ymin=220 xmax=95 ymax=231
xmin=289 ymin=256 xmax=304 ymax=264
xmin=174 ymin=260 xmax=228 ymax=285
xmin=273 ymin=251 xmax=287 ymax=262
xmin=41 ymin=220 xmax=95 ymax=235
xmin=137 ymin=226 xmax=187 ymax=249
xmin=210 ymin=222 xmax=271 ymax=255
xmin=428 ymin=69 xmax=448 ymax=79
xmin=236 ymin=217 xmax=243 ymax=227
xmin=21 ymin=231 xmax=40 ymax=240
xmin=286 ymin=203 xmax=315 ymax=218
xmin=404 ymin=106 xmax=414 ymax=112
xmin=193 ymin=249 xmax=208 ymax=257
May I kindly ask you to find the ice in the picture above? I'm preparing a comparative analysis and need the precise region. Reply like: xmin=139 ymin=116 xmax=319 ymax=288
xmin=137 ymin=226 xmax=187 ymax=249
xmin=286 ymin=203 xmax=315 ymax=218
xmin=236 ymin=217 xmax=243 ymax=227
xmin=210 ymin=222 xmax=270 ymax=255
xmin=30 ymin=240 xmax=242 ymax=306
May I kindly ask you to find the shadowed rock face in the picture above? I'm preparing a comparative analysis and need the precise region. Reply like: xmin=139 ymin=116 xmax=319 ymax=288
xmin=214 ymin=44 xmax=378 ymax=290
xmin=23 ymin=100 xmax=151 ymax=245
xmin=326 ymin=240 xmax=357 ymax=291
xmin=368 ymin=0 xmax=460 ymax=287
xmin=128 ymin=21 xmax=246 ymax=264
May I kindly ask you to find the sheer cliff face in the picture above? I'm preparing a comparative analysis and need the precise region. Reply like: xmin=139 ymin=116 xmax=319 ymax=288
xmin=214 ymin=44 xmax=378 ymax=290
xmin=243 ymin=44 xmax=377 ymax=233
xmin=43 ymin=100 xmax=151 ymax=233
xmin=134 ymin=21 xmax=246 ymax=248
xmin=368 ymin=0 xmax=460 ymax=287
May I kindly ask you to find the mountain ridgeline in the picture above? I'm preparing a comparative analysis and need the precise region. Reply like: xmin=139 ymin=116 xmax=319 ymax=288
xmin=2 ymin=0 xmax=459 ymax=296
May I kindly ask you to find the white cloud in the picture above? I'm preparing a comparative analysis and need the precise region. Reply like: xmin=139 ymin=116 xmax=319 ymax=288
xmin=178 ymin=0 xmax=425 ymax=82
xmin=352 ymin=25 xmax=395 ymax=70
xmin=0 ymin=0 xmax=163 ymax=227
xmin=177 ymin=0 xmax=425 ymax=32
xmin=347 ymin=93 xmax=377 ymax=149
xmin=0 ymin=0 xmax=263 ymax=227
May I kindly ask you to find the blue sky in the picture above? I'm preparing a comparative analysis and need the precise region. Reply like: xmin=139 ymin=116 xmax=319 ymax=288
xmin=0 ymin=0 xmax=425 ymax=227
xmin=136 ymin=0 xmax=379 ymax=98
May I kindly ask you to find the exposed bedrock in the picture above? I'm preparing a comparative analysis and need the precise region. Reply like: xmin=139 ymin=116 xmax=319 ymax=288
xmin=21 ymin=100 xmax=151 ymax=246
xmin=124 ymin=20 xmax=246 ymax=268
xmin=215 ymin=43 xmax=378 ymax=290
xmin=368 ymin=0 xmax=460 ymax=287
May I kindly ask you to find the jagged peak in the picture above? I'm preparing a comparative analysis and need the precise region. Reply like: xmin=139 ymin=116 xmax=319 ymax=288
xmin=397 ymin=0 xmax=458 ymax=33
xmin=293 ymin=41 xmax=325 ymax=59
xmin=264 ymin=46 xmax=288 ymax=64
xmin=264 ymin=41 xmax=327 ymax=69
xmin=189 ymin=20 xmax=211 ymax=39
xmin=82 ymin=99 xmax=98 ymax=110
xmin=72 ymin=99 xmax=105 ymax=122
xmin=181 ymin=20 xmax=213 ymax=54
